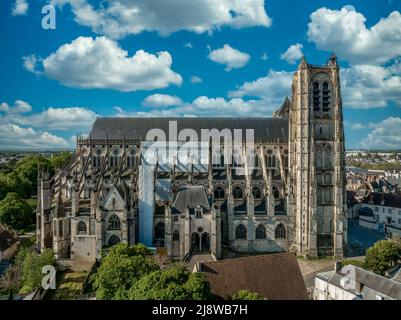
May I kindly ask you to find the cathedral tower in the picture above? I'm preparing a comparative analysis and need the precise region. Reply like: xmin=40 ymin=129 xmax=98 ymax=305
xmin=289 ymin=54 xmax=346 ymax=258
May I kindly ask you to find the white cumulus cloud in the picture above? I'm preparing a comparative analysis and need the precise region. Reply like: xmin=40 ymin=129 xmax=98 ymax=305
xmin=229 ymin=70 xmax=293 ymax=103
xmin=307 ymin=6 xmax=401 ymax=64
xmin=0 ymin=100 xmax=32 ymax=114
xmin=24 ymin=36 xmax=182 ymax=92
xmin=360 ymin=117 xmax=401 ymax=149
xmin=142 ymin=94 xmax=183 ymax=108
xmin=117 ymin=96 xmax=275 ymax=118
xmin=280 ymin=43 xmax=303 ymax=64
xmin=0 ymin=124 xmax=70 ymax=150
xmin=50 ymin=0 xmax=271 ymax=39
xmin=190 ymin=76 xmax=203 ymax=84
xmin=0 ymin=100 xmax=97 ymax=131
xmin=24 ymin=107 xmax=97 ymax=130
xmin=12 ymin=0 xmax=28 ymax=16
xmin=208 ymin=44 xmax=250 ymax=71
xmin=341 ymin=63 xmax=401 ymax=109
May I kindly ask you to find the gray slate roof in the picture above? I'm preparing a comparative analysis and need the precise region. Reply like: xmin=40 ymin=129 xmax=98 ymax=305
xmin=89 ymin=117 xmax=288 ymax=141
xmin=172 ymin=186 xmax=210 ymax=213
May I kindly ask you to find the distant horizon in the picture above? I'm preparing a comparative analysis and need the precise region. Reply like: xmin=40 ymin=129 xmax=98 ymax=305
xmin=1 ymin=149 xmax=401 ymax=153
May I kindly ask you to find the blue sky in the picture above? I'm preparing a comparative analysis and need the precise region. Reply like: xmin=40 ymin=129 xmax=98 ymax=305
xmin=0 ymin=0 xmax=400 ymax=150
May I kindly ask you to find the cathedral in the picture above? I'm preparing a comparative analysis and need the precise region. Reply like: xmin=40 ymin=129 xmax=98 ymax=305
xmin=36 ymin=55 xmax=347 ymax=270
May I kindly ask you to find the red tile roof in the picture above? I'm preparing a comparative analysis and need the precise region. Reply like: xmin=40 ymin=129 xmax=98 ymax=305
xmin=198 ymin=252 xmax=308 ymax=300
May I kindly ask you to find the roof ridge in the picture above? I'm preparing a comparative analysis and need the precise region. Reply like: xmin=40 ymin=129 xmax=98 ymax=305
xmin=201 ymin=251 xmax=295 ymax=265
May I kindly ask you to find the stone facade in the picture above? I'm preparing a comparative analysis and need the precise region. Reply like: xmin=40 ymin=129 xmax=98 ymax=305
xmin=36 ymin=56 xmax=347 ymax=269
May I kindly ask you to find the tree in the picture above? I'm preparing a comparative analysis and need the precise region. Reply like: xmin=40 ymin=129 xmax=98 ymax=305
xmin=0 ymin=192 xmax=33 ymax=230
xmin=128 ymin=265 xmax=212 ymax=300
xmin=14 ymin=156 xmax=53 ymax=197
xmin=0 ymin=172 xmax=31 ymax=200
xmin=19 ymin=249 xmax=54 ymax=293
xmin=230 ymin=290 xmax=266 ymax=300
xmin=91 ymin=243 xmax=158 ymax=300
xmin=50 ymin=152 xmax=72 ymax=170
xmin=364 ymin=239 xmax=401 ymax=275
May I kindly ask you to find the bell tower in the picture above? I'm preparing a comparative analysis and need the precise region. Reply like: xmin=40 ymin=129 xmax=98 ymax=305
xmin=289 ymin=54 xmax=346 ymax=258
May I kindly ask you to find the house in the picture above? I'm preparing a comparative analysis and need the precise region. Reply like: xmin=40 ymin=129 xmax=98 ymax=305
xmin=354 ymin=193 xmax=401 ymax=236
xmin=314 ymin=263 xmax=401 ymax=300
xmin=0 ymin=224 xmax=18 ymax=262
xmin=194 ymin=252 xmax=309 ymax=300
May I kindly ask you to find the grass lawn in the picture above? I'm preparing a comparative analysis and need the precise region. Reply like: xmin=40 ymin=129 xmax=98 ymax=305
xmin=51 ymin=271 xmax=89 ymax=300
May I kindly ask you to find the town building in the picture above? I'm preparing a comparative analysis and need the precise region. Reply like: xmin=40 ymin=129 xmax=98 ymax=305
xmin=314 ymin=264 xmax=401 ymax=300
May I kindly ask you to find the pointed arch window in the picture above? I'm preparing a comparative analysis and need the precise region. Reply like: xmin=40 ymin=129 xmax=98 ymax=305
xmin=127 ymin=149 xmax=137 ymax=168
xmin=254 ymin=154 xmax=259 ymax=168
xmin=108 ymin=215 xmax=121 ymax=230
xmin=77 ymin=221 xmax=87 ymax=235
xmin=214 ymin=186 xmax=225 ymax=200
xmin=233 ymin=186 xmax=243 ymax=200
xmin=173 ymin=230 xmax=180 ymax=241
xmin=110 ymin=149 xmax=120 ymax=168
xmin=108 ymin=235 xmax=121 ymax=247
xmin=235 ymin=224 xmax=247 ymax=240
xmin=313 ymin=82 xmax=321 ymax=111
xmin=93 ymin=149 xmax=102 ymax=168
xmin=275 ymin=224 xmax=286 ymax=239
xmin=58 ymin=220 xmax=63 ymax=237
xmin=252 ymin=187 xmax=262 ymax=199
xmin=256 ymin=224 xmax=267 ymax=239
xmin=322 ymin=82 xmax=331 ymax=112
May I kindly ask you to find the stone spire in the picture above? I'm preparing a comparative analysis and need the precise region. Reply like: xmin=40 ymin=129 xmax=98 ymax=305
xmin=298 ymin=56 xmax=308 ymax=70
xmin=327 ymin=52 xmax=338 ymax=66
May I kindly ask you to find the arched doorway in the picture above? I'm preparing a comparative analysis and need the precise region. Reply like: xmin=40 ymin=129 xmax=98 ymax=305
xmin=201 ymin=232 xmax=210 ymax=252
xmin=108 ymin=235 xmax=121 ymax=247
xmin=191 ymin=232 xmax=210 ymax=253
